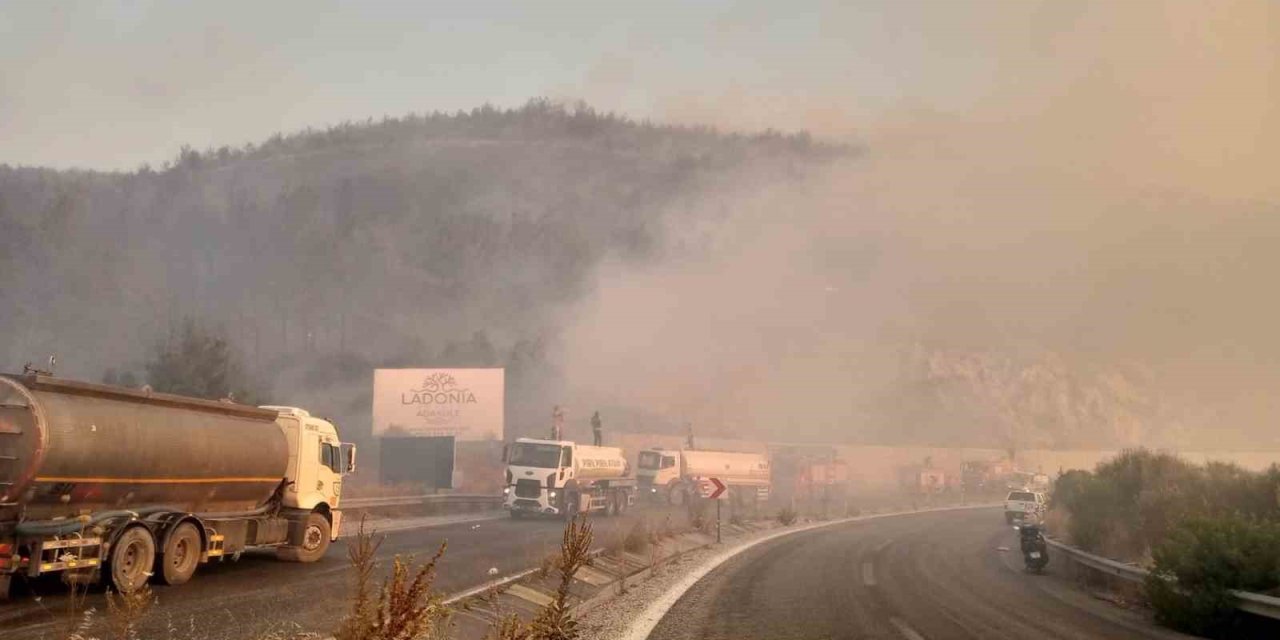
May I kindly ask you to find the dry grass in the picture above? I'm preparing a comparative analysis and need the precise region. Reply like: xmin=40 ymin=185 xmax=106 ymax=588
xmin=622 ymin=519 xmax=650 ymax=553
xmin=103 ymin=584 xmax=154 ymax=640
xmin=335 ymin=516 xmax=450 ymax=640
xmin=776 ymin=506 xmax=799 ymax=526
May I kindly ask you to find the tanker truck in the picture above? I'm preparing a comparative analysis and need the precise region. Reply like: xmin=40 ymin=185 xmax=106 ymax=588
xmin=636 ymin=448 xmax=770 ymax=508
xmin=0 ymin=374 xmax=355 ymax=599
xmin=502 ymin=438 xmax=635 ymax=519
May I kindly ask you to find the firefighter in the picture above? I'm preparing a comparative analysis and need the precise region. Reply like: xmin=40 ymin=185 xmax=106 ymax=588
xmin=551 ymin=405 xmax=564 ymax=441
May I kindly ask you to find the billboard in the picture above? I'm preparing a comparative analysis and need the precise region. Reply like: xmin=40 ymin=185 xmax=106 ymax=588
xmin=373 ymin=368 xmax=504 ymax=440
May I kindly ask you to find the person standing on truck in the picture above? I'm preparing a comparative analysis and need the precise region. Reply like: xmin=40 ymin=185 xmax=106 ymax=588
xmin=552 ymin=405 xmax=564 ymax=440
xmin=591 ymin=411 xmax=603 ymax=445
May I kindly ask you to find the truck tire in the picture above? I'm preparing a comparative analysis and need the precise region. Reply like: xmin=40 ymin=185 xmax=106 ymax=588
xmin=160 ymin=522 xmax=201 ymax=585
xmin=669 ymin=486 xmax=686 ymax=507
xmin=110 ymin=526 xmax=156 ymax=594
xmin=277 ymin=512 xmax=331 ymax=563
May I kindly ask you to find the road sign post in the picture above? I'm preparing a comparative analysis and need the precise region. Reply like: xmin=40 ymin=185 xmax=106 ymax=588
xmin=702 ymin=477 xmax=728 ymax=543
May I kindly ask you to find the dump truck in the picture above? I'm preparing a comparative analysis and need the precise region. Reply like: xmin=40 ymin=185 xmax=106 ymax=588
xmin=0 ymin=374 xmax=355 ymax=598
xmin=502 ymin=438 xmax=635 ymax=518
xmin=636 ymin=448 xmax=771 ymax=507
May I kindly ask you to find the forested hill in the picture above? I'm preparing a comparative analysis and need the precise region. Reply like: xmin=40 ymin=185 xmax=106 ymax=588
xmin=0 ymin=100 xmax=844 ymax=438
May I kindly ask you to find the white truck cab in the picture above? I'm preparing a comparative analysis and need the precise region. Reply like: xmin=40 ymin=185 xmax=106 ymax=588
xmin=502 ymin=438 xmax=634 ymax=518
xmin=263 ymin=406 xmax=357 ymax=540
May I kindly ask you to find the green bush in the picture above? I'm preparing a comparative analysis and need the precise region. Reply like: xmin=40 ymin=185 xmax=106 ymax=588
xmin=1052 ymin=449 xmax=1280 ymax=558
xmin=1146 ymin=515 xmax=1280 ymax=637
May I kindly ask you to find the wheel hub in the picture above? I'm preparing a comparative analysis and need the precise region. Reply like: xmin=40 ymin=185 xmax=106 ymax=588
xmin=303 ymin=524 xmax=324 ymax=550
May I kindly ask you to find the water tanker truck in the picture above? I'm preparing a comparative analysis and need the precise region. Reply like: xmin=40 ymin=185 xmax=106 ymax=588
xmin=0 ymin=374 xmax=355 ymax=598
xmin=636 ymin=448 xmax=770 ymax=507
xmin=502 ymin=438 xmax=635 ymax=518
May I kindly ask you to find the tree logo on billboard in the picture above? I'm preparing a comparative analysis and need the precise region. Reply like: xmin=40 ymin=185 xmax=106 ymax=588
xmin=401 ymin=373 xmax=478 ymax=406
xmin=398 ymin=373 xmax=478 ymax=425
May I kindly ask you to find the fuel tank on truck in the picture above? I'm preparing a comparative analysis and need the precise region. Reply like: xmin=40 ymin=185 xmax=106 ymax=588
xmin=681 ymin=450 xmax=771 ymax=486
xmin=0 ymin=375 xmax=289 ymax=522
xmin=571 ymin=445 xmax=630 ymax=480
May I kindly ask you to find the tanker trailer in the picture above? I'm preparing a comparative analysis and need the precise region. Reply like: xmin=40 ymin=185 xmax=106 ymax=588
xmin=636 ymin=448 xmax=770 ymax=507
xmin=502 ymin=438 xmax=635 ymax=519
xmin=0 ymin=374 xmax=356 ymax=598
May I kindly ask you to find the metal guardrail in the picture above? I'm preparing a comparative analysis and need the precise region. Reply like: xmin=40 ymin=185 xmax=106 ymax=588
xmin=1043 ymin=538 xmax=1148 ymax=582
xmin=1045 ymin=537 xmax=1280 ymax=621
xmin=342 ymin=493 xmax=503 ymax=509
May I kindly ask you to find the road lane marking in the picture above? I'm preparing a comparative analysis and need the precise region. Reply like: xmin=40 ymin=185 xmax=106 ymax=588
xmin=862 ymin=561 xmax=877 ymax=587
xmin=890 ymin=617 xmax=927 ymax=640
xmin=618 ymin=503 xmax=998 ymax=640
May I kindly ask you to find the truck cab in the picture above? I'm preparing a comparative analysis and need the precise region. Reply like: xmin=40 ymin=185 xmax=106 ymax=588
xmin=637 ymin=449 xmax=680 ymax=499
xmin=502 ymin=437 xmax=633 ymax=518
xmin=263 ymin=406 xmax=357 ymax=540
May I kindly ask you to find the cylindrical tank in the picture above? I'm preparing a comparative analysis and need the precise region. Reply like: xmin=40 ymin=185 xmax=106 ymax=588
xmin=571 ymin=445 xmax=630 ymax=481
xmin=681 ymin=450 xmax=771 ymax=487
xmin=0 ymin=375 xmax=289 ymax=522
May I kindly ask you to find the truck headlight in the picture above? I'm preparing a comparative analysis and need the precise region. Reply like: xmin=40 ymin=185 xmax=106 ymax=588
xmin=503 ymin=487 xmax=510 ymax=495
xmin=549 ymin=490 xmax=557 ymax=499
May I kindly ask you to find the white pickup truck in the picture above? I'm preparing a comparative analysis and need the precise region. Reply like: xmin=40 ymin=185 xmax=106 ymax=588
xmin=1004 ymin=490 xmax=1046 ymax=524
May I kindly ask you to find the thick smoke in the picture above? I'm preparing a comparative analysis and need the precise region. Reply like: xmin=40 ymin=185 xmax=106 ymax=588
xmin=560 ymin=0 xmax=1280 ymax=447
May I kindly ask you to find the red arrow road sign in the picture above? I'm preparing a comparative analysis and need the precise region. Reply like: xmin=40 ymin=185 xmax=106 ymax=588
xmin=706 ymin=477 xmax=727 ymax=500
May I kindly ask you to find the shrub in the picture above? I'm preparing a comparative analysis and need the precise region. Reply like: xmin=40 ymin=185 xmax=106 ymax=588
xmin=776 ymin=506 xmax=798 ymax=526
xmin=1146 ymin=515 xmax=1280 ymax=637
xmin=623 ymin=519 xmax=650 ymax=553
xmin=335 ymin=517 xmax=450 ymax=640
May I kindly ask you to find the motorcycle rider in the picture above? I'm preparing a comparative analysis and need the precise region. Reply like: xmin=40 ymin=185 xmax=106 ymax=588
xmin=1020 ymin=522 xmax=1049 ymax=572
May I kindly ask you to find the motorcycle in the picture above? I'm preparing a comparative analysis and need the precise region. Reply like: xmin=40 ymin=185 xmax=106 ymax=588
xmin=1019 ymin=523 xmax=1049 ymax=573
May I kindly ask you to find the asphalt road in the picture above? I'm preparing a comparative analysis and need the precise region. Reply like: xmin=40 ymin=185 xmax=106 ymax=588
xmin=0 ymin=509 xmax=674 ymax=640
xmin=648 ymin=507 xmax=1193 ymax=640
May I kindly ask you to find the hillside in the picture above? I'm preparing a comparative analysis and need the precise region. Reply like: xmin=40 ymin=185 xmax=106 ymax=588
xmin=0 ymin=100 xmax=842 ymax=440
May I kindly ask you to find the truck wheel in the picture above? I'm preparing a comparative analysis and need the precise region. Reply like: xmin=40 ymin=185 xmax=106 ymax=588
xmin=669 ymin=486 xmax=686 ymax=506
xmin=160 ymin=522 xmax=201 ymax=585
xmin=110 ymin=526 xmax=156 ymax=594
xmin=277 ymin=513 xmax=331 ymax=563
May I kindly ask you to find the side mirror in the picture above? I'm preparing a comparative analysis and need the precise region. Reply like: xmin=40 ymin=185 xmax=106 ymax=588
xmin=341 ymin=443 xmax=357 ymax=474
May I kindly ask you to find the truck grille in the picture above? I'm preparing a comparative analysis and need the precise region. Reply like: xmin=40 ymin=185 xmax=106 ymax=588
xmin=515 ymin=479 xmax=542 ymax=499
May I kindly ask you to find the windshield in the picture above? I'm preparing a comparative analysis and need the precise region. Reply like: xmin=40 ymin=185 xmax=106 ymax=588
xmin=638 ymin=451 xmax=661 ymax=470
xmin=1007 ymin=491 xmax=1036 ymax=502
xmin=508 ymin=443 xmax=562 ymax=469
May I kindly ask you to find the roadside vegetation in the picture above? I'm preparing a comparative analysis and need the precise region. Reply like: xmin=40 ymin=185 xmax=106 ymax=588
xmin=56 ymin=515 xmax=596 ymax=640
xmin=1051 ymin=449 xmax=1280 ymax=636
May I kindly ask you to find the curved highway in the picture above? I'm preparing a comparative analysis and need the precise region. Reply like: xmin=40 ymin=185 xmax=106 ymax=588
xmin=648 ymin=507 xmax=1192 ymax=640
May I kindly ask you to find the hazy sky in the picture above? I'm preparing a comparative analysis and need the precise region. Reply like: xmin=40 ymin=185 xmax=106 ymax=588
xmin=0 ymin=0 xmax=1010 ymax=170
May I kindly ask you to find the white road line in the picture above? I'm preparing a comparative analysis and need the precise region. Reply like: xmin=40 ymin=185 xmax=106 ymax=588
xmin=618 ymin=504 xmax=996 ymax=640
xmin=862 ymin=561 xmax=877 ymax=587
xmin=890 ymin=616 xmax=927 ymax=640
